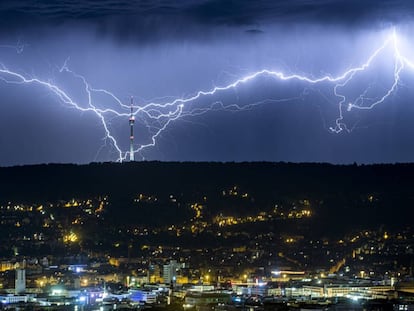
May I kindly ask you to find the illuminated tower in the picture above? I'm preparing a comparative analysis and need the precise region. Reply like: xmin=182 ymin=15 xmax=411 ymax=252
xmin=129 ymin=97 xmax=135 ymax=161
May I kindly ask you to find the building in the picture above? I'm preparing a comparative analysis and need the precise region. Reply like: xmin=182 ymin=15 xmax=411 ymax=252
xmin=163 ymin=260 xmax=180 ymax=284
xmin=15 ymin=269 xmax=25 ymax=294
xmin=184 ymin=292 xmax=231 ymax=309
xmin=148 ymin=264 xmax=161 ymax=283
xmin=0 ymin=294 xmax=28 ymax=304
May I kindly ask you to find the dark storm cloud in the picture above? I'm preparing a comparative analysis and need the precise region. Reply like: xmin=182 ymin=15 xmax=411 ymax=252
xmin=192 ymin=0 xmax=414 ymax=24
xmin=1 ymin=0 xmax=414 ymax=38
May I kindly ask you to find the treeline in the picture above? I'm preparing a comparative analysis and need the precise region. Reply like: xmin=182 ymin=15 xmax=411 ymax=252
xmin=1 ymin=161 xmax=413 ymax=232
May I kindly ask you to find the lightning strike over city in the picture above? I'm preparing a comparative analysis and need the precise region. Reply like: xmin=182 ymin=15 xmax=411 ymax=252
xmin=2 ymin=1 xmax=414 ymax=165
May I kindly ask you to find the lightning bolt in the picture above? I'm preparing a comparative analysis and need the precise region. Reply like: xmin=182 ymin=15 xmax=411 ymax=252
xmin=0 ymin=39 xmax=27 ymax=54
xmin=0 ymin=29 xmax=410 ymax=162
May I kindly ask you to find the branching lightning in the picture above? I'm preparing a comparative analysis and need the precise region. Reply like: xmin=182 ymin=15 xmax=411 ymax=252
xmin=0 ymin=29 xmax=411 ymax=162
xmin=0 ymin=39 xmax=27 ymax=54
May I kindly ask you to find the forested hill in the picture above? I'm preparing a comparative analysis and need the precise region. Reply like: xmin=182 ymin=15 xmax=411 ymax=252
xmin=0 ymin=162 xmax=413 ymax=230
xmin=1 ymin=161 xmax=413 ymax=200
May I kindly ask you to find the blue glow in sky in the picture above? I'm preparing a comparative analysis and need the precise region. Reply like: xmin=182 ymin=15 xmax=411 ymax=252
xmin=1 ymin=1 xmax=414 ymax=165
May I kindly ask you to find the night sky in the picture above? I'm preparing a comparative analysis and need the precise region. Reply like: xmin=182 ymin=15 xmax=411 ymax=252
xmin=1 ymin=0 xmax=414 ymax=166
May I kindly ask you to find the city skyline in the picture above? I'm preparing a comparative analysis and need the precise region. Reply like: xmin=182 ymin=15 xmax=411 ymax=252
xmin=0 ymin=161 xmax=413 ymax=310
xmin=2 ymin=1 xmax=414 ymax=165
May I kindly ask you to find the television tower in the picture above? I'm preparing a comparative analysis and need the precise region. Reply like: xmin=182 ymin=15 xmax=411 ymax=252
xmin=129 ymin=97 xmax=135 ymax=162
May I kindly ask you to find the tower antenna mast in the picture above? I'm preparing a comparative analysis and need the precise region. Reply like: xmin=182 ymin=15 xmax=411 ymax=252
xmin=129 ymin=97 xmax=135 ymax=162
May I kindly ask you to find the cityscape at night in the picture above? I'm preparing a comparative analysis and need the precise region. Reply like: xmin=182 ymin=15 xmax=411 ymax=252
xmin=0 ymin=162 xmax=414 ymax=310
xmin=1 ymin=1 xmax=414 ymax=310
